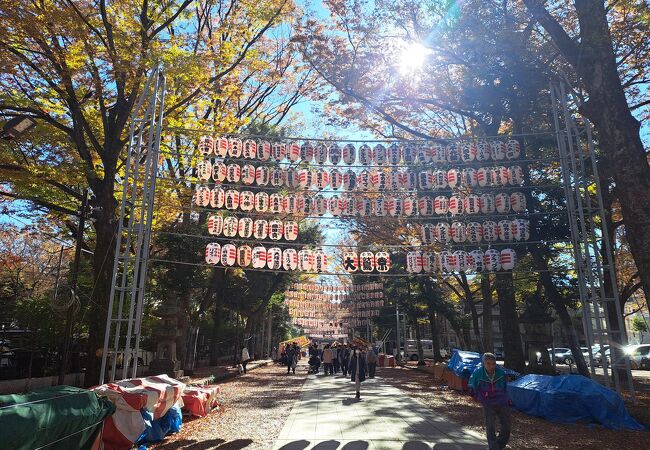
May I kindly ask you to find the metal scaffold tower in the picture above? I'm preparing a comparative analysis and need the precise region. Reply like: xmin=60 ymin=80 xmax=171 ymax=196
xmin=551 ymin=83 xmax=636 ymax=401
xmin=100 ymin=65 xmax=166 ymax=384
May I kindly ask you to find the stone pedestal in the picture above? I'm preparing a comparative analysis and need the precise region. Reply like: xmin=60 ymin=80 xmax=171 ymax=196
xmin=147 ymin=306 xmax=183 ymax=378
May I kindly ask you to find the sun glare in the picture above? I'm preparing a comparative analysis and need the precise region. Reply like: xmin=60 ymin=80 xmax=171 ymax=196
xmin=398 ymin=41 xmax=430 ymax=75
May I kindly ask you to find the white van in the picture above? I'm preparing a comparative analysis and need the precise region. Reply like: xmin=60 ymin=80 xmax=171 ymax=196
xmin=405 ymin=339 xmax=441 ymax=361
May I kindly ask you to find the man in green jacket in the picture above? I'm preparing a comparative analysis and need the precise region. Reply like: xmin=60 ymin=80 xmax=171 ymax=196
xmin=468 ymin=353 xmax=511 ymax=450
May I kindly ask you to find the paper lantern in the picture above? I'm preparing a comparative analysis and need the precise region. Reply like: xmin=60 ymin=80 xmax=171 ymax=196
xmin=285 ymin=141 xmax=300 ymax=162
xmin=313 ymin=195 xmax=328 ymax=215
xmin=440 ymin=251 xmax=454 ymax=272
xmin=270 ymin=168 xmax=285 ymax=187
xmin=445 ymin=168 xmax=460 ymax=189
xmin=284 ymin=221 xmax=299 ymax=241
xmin=282 ymin=168 xmax=298 ymax=189
xmin=357 ymin=170 xmax=370 ymax=191
xmin=271 ymin=142 xmax=286 ymax=161
xmin=376 ymin=171 xmax=388 ymax=191
xmin=356 ymin=144 xmax=372 ymax=165
xmin=208 ymin=215 xmax=223 ymax=235
xmin=221 ymin=244 xmax=237 ymax=266
xmin=463 ymin=141 xmax=477 ymax=162
xmin=469 ymin=250 xmax=485 ymax=272
xmin=252 ymin=246 xmax=267 ymax=268
xmin=298 ymin=168 xmax=314 ymax=189
xmin=475 ymin=141 xmax=490 ymax=161
xmin=358 ymin=197 xmax=373 ymax=216
xmin=495 ymin=193 xmax=511 ymax=214
xmin=326 ymin=196 xmax=340 ymax=216
xmin=210 ymin=187 xmax=225 ymax=208
xmin=393 ymin=171 xmax=406 ymax=189
xmin=267 ymin=247 xmax=282 ymax=270
xmin=255 ymin=166 xmax=270 ymax=186
xmin=314 ymin=250 xmax=327 ymax=273
xmin=403 ymin=145 xmax=416 ymax=164
xmin=255 ymin=192 xmax=269 ymax=212
xmin=316 ymin=169 xmax=330 ymax=189
xmin=369 ymin=144 xmax=384 ymax=165
xmin=299 ymin=141 xmax=314 ymax=162
xmin=283 ymin=248 xmax=298 ymax=270
xmin=297 ymin=195 xmax=312 ymax=214
xmin=484 ymin=249 xmax=501 ymax=272
xmin=402 ymin=197 xmax=417 ymax=216
xmin=226 ymin=163 xmax=241 ymax=183
xmin=343 ymin=170 xmax=357 ymax=190
xmin=239 ymin=191 xmax=254 ymax=211
xmin=197 ymin=160 xmax=213 ymax=182
xmin=374 ymin=197 xmax=387 ymax=216
xmin=449 ymin=195 xmax=464 ymax=216
xmin=385 ymin=171 xmax=399 ymax=191
xmin=432 ymin=170 xmax=447 ymax=190
xmin=359 ymin=252 xmax=374 ymax=272
xmin=282 ymin=194 xmax=297 ymax=214
xmin=343 ymin=196 xmax=356 ymax=216
xmin=476 ymin=167 xmax=491 ymax=187
xmin=199 ymin=136 xmax=214 ymax=156
xmin=506 ymin=139 xmax=521 ymax=160
xmin=342 ymin=143 xmax=356 ymax=164
xmin=509 ymin=166 xmax=524 ymax=185
xmin=315 ymin=143 xmax=328 ymax=164
xmin=385 ymin=143 xmax=400 ymax=165
xmin=465 ymin=222 xmax=483 ymax=244
xmin=446 ymin=143 xmax=460 ymax=163
xmin=329 ymin=169 xmax=343 ymax=190
xmin=460 ymin=168 xmax=477 ymax=188
xmin=496 ymin=166 xmax=509 ymax=186
xmin=455 ymin=250 xmax=470 ymax=272
xmin=367 ymin=171 xmax=380 ymax=190
xmin=213 ymin=162 xmax=227 ymax=182
xmin=329 ymin=143 xmax=341 ymax=165
xmin=375 ymin=252 xmax=391 ymax=273
xmin=451 ymin=222 xmax=466 ymax=243
xmin=234 ymin=245 xmax=251 ymax=267
xmin=510 ymin=192 xmax=527 ymax=212
xmin=215 ymin=137 xmax=228 ymax=157
xmin=238 ymin=218 xmax=253 ymax=238
xmin=222 ymin=216 xmax=238 ymax=237
xmin=422 ymin=252 xmax=437 ymax=273
xmin=298 ymin=250 xmax=314 ymax=271
xmin=241 ymin=164 xmax=255 ymax=185
xmin=434 ymin=196 xmax=448 ymax=215
xmin=431 ymin=143 xmax=446 ymax=163
xmin=436 ymin=222 xmax=451 ymax=244
xmin=421 ymin=223 xmax=436 ymax=244
xmin=490 ymin=141 xmax=506 ymax=160
xmin=512 ymin=219 xmax=530 ymax=241
xmin=406 ymin=251 xmax=422 ymax=273
xmin=417 ymin=171 xmax=433 ymax=190
xmin=500 ymin=248 xmax=517 ymax=270
xmin=205 ymin=243 xmax=221 ymax=265
xmin=269 ymin=193 xmax=283 ymax=214
xmin=253 ymin=220 xmax=268 ymax=240
xmin=483 ymin=221 xmax=498 ymax=242
xmin=257 ymin=140 xmax=271 ymax=161
xmin=343 ymin=252 xmax=359 ymax=272
xmin=387 ymin=197 xmax=403 ymax=217
xmin=416 ymin=145 xmax=431 ymax=163
xmin=498 ymin=220 xmax=513 ymax=241
xmin=243 ymin=139 xmax=257 ymax=159
xmin=196 ymin=186 xmax=211 ymax=207
xmin=480 ymin=193 xmax=495 ymax=214
xmin=418 ymin=196 xmax=434 ymax=216
xmin=227 ymin=138 xmax=241 ymax=158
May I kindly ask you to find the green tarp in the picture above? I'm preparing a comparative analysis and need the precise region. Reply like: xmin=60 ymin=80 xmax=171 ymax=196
xmin=0 ymin=385 xmax=115 ymax=450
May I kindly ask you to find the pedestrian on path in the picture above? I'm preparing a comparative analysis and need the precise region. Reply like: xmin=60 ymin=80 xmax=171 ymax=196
xmin=468 ymin=353 xmax=511 ymax=450
xmin=241 ymin=346 xmax=250 ymax=374
xmin=331 ymin=345 xmax=340 ymax=373
xmin=349 ymin=346 xmax=368 ymax=399
xmin=285 ymin=345 xmax=296 ymax=374
xmin=322 ymin=344 xmax=334 ymax=375
xmin=339 ymin=344 xmax=350 ymax=377
xmin=366 ymin=347 xmax=378 ymax=378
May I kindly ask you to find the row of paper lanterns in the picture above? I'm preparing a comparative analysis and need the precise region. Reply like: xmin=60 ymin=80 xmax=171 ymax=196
xmin=198 ymin=136 xmax=522 ymax=164
xmin=421 ymin=219 xmax=530 ymax=244
xmin=286 ymin=298 xmax=384 ymax=309
xmin=205 ymin=243 xmax=329 ymax=271
xmin=406 ymin=249 xmax=517 ymax=273
xmin=290 ymin=302 xmax=385 ymax=317
xmin=288 ymin=282 xmax=384 ymax=292
xmin=208 ymin=215 xmax=298 ymax=241
xmin=197 ymin=187 xmax=527 ymax=216
xmin=197 ymin=160 xmax=525 ymax=189
xmin=285 ymin=291 xmax=385 ymax=300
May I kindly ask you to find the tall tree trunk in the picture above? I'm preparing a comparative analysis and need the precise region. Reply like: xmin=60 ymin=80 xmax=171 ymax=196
xmin=481 ymin=274 xmax=494 ymax=353
xmin=460 ymin=274 xmax=482 ymax=351
xmin=412 ymin=314 xmax=425 ymax=365
xmin=427 ymin=308 xmax=443 ymax=362
xmin=495 ymin=271 xmax=526 ymax=373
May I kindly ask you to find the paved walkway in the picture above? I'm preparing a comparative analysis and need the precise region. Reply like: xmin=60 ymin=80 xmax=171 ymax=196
xmin=272 ymin=370 xmax=486 ymax=450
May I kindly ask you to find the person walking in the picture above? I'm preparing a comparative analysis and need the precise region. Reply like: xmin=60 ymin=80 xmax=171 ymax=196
xmin=331 ymin=345 xmax=340 ymax=374
xmin=322 ymin=344 xmax=334 ymax=375
xmin=366 ymin=346 xmax=378 ymax=378
xmin=348 ymin=347 xmax=368 ymax=399
xmin=339 ymin=344 xmax=350 ymax=377
xmin=241 ymin=346 xmax=250 ymax=374
xmin=285 ymin=345 xmax=296 ymax=374
xmin=469 ymin=353 xmax=511 ymax=450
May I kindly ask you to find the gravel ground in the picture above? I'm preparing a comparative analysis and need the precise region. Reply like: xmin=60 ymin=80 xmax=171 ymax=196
xmin=153 ymin=362 xmax=305 ymax=450
xmin=379 ymin=365 xmax=649 ymax=450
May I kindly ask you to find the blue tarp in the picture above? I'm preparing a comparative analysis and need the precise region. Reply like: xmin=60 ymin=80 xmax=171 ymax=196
xmin=508 ymin=374 xmax=645 ymax=430
xmin=447 ymin=350 xmax=482 ymax=378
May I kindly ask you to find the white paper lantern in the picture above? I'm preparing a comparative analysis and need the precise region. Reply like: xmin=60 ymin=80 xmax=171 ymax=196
xmin=385 ymin=197 xmax=400 ymax=217
xmin=343 ymin=170 xmax=357 ymax=190
xmin=465 ymin=222 xmax=483 ymax=244
xmin=483 ymin=221 xmax=498 ymax=242
xmin=328 ymin=143 xmax=341 ymax=165
xmin=490 ymin=141 xmax=506 ymax=160
xmin=496 ymin=166 xmax=509 ymax=186
xmin=215 ymin=137 xmax=229 ymax=157
xmin=446 ymin=143 xmax=460 ymax=163
xmin=267 ymin=247 xmax=282 ymax=270
xmin=255 ymin=192 xmax=269 ymax=212
xmin=463 ymin=194 xmax=481 ymax=214
xmin=255 ymin=166 xmax=270 ymax=186
xmin=509 ymin=166 xmax=524 ymax=185
xmin=495 ymin=193 xmax=511 ymax=214
xmin=402 ymin=197 xmax=417 ymax=217
xmin=436 ymin=222 xmax=451 ymax=244
xmin=284 ymin=221 xmax=299 ymax=241
xmin=476 ymin=167 xmax=491 ymax=187
xmin=315 ymin=143 xmax=328 ymax=164
xmin=447 ymin=168 xmax=461 ymax=188
xmin=498 ymin=220 xmax=513 ymax=241
xmin=199 ymin=136 xmax=214 ymax=156
xmin=418 ymin=196 xmax=434 ymax=216
xmin=403 ymin=145 xmax=416 ymax=164
xmin=455 ymin=250 xmax=470 ymax=272
xmin=510 ymin=192 xmax=527 ymax=212
xmin=205 ymin=243 xmax=221 ymax=265
xmin=463 ymin=141 xmax=477 ymax=162
xmin=357 ymin=170 xmax=370 ymax=191
xmin=505 ymin=140 xmax=521 ymax=160
xmin=343 ymin=252 xmax=359 ymax=272
xmin=469 ymin=250 xmax=485 ymax=272
xmin=431 ymin=143 xmax=445 ymax=163
xmin=358 ymin=251 xmax=374 ymax=272
xmin=208 ymin=215 xmax=223 ymax=235
xmin=325 ymin=196 xmax=340 ymax=216
xmin=226 ymin=163 xmax=241 ymax=183
xmin=268 ymin=220 xmax=284 ymax=241
xmin=238 ymin=218 xmax=253 ymax=238
xmin=286 ymin=141 xmax=300 ymax=162
xmin=384 ymin=143 xmax=399 ymax=165
xmin=422 ymin=252 xmax=437 ymax=273
xmin=298 ymin=168 xmax=314 ymax=189
xmin=297 ymin=195 xmax=311 ymax=214
xmin=315 ymin=169 xmax=330 ymax=189
xmin=483 ymin=249 xmax=501 ymax=272
xmin=330 ymin=169 xmax=343 ymax=189
xmin=342 ymin=143 xmax=356 ymax=164
xmin=213 ymin=162 xmax=227 ymax=182
xmin=227 ymin=138 xmax=241 ymax=158
xmin=253 ymin=220 xmax=268 ymax=240
xmin=197 ymin=160 xmax=213 ymax=182
xmin=222 ymin=216 xmax=238 ymax=237
xmin=406 ymin=251 xmax=423 ymax=273
xmin=440 ymin=251 xmax=454 ymax=272
xmin=300 ymin=141 xmax=314 ymax=162
xmin=351 ymin=197 xmax=369 ymax=216
xmin=449 ymin=195 xmax=464 ymax=216
xmin=480 ymin=193 xmax=495 ymax=214
xmin=434 ymin=196 xmax=449 ymax=215
xmin=394 ymin=171 xmax=407 ymax=189
xmin=282 ymin=194 xmax=297 ymax=214
xmin=196 ymin=186 xmax=211 ymax=207
xmin=239 ymin=191 xmax=254 ymax=211
xmin=314 ymin=250 xmax=327 ymax=273
xmin=374 ymin=197 xmax=387 ymax=216
xmin=237 ymin=245 xmax=252 ymax=267
xmin=385 ymin=171 xmax=398 ymax=191
xmin=270 ymin=142 xmax=285 ymax=161
xmin=270 ymin=168 xmax=285 ymax=187
xmin=313 ymin=195 xmax=328 ymax=216
xmin=298 ymin=250 xmax=314 ymax=271
xmin=451 ymin=222 xmax=466 ymax=243
xmin=375 ymin=252 xmax=391 ymax=273
xmin=210 ymin=187 xmax=225 ymax=208
xmin=343 ymin=196 xmax=356 ymax=216
xmin=431 ymin=170 xmax=446 ymax=190
xmin=283 ymin=248 xmax=298 ymax=270
xmin=512 ymin=219 xmax=530 ymax=241
xmin=252 ymin=246 xmax=267 ymax=268
xmin=500 ymin=248 xmax=517 ymax=270
xmin=416 ymin=170 xmax=432 ymax=190
xmin=257 ymin=141 xmax=271 ymax=161
xmin=243 ymin=139 xmax=257 ymax=159
xmin=282 ymin=168 xmax=298 ymax=189
xmin=421 ymin=223 xmax=436 ymax=244
xmin=462 ymin=168 xmax=478 ymax=187
xmin=268 ymin=193 xmax=282 ymax=214
xmin=241 ymin=164 xmax=255 ymax=185
xmin=221 ymin=244 xmax=237 ymax=266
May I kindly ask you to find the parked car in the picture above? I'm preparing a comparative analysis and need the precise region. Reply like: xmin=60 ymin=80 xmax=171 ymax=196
xmin=494 ymin=347 xmax=504 ymax=359
xmin=547 ymin=347 xmax=571 ymax=364
xmin=624 ymin=344 xmax=650 ymax=370
xmin=405 ymin=340 xmax=448 ymax=361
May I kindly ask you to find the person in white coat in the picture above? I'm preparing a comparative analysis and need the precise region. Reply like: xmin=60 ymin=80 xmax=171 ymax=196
xmin=241 ymin=346 xmax=251 ymax=374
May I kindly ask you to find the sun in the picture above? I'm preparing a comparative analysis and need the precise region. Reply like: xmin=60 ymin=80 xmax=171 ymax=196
xmin=398 ymin=41 xmax=431 ymax=75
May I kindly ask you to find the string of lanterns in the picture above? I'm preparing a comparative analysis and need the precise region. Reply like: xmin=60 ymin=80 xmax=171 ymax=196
xmin=207 ymin=215 xmax=299 ymax=241
xmin=421 ymin=219 xmax=530 ymax=244
xmin=288 ymin=282 xmax=384 ymax=292
xmin=406 ymin=249 xmax=517 ymax=273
